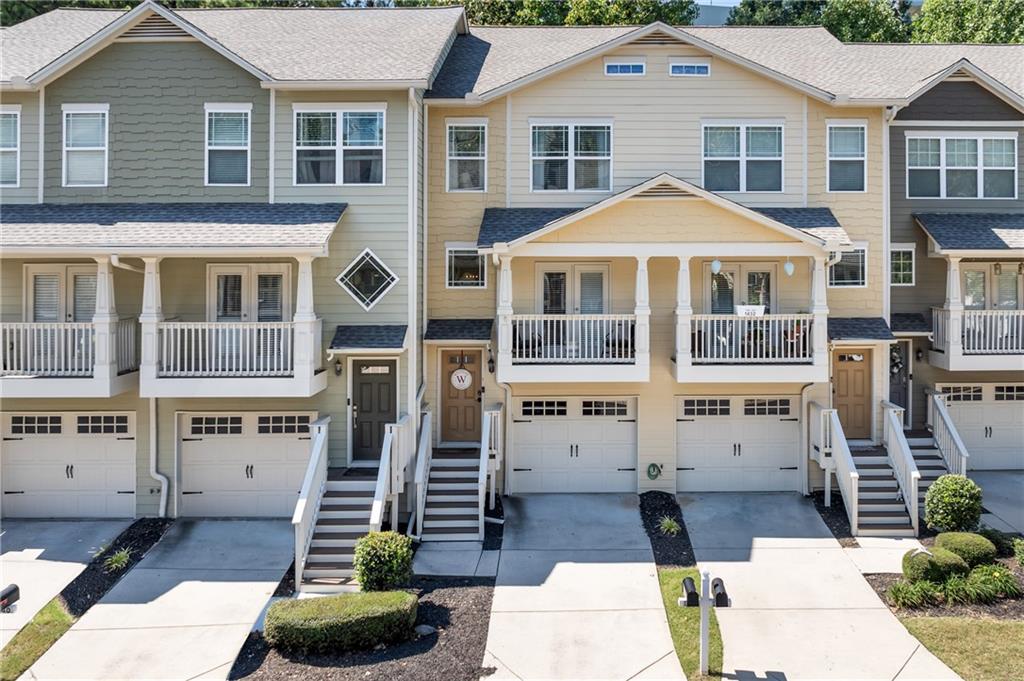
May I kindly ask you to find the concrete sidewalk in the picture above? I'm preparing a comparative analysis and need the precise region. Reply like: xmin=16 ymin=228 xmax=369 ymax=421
xmin=0 ymin=520 xmax=131 ymax=650
xmin=28 ymin=520 xmax=292 ymax=680
xmin=481 ymin=494 xmax=685 ymax=681
xmin=679 ymin=493 xmax=960 ymax=681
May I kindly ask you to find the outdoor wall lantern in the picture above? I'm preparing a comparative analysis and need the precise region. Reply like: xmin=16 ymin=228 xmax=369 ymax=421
xmin=334 ymin=358 xmax=344 ymax=377
xmin=915 ymin=348 xmax=924 ymax=362
xmin=487 ymin=348 xmax=495 ymax=374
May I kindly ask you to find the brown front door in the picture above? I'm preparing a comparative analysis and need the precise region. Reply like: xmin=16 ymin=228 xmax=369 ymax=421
xmin=352 ymin=359 xmax=397 ymax=461
xmin=833 ymin=349 xmax=872 ymax=439
xmin=441 ymin=349 xmax=482 ymax=442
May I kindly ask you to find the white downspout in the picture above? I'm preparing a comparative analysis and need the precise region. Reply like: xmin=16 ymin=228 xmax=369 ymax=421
xmin=149 ymin=397 xmax=168 ymax=517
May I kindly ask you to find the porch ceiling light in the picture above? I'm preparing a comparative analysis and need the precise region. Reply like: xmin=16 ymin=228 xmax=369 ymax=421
xmin=711 ymin=259 xmax=722 ymax=275
xmin=784 ymin=258 xmax=795 ymax=277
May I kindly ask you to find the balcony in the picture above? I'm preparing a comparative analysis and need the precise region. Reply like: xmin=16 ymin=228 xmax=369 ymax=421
xmin=931 ymin=308 xmax=1024 ymax=371
xmin=0 ymin=319 xmax=139 ymax=398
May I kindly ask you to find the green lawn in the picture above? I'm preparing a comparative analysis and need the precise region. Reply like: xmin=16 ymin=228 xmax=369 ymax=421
xmin=0 ymin=599 xmax=74 ymax=681
xmin=657 ymin=568 xmax=724 ymax=680
xmin=901 ymin=617 xmax=1024 ymax=681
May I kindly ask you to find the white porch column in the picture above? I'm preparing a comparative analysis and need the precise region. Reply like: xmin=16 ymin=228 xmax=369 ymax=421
xmin=497 ymin=256 xmax=513 ymax=373
xmin=139 ymin=257 xmax=164 ymax=387
xmin=634 ymin=256 xmax=651 ymax=369
xmin=292 ymin=256 xmax=320 ymax=392
xmin=945 ymin=257 xmax=963 ymax=356
xmin=811 ymin=256 xmax=829 ymax=367
xmin=675 ymin=256 xmax=693 ymax=371
xmin=92 ymin=256 xmax=118 ymax=381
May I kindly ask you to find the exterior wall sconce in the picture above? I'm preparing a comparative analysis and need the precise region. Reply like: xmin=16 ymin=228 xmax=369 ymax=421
xmin=334 ymin=358 xmax=344 ymax=376
xmin=915 ymin=348 xmax=924 ymax=362
xmin=487 ymin=348 xmax=495 ymax=374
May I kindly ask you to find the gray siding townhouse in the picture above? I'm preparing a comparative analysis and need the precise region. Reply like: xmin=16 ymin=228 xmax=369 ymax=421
xmin=0 ymin=3 xmax=1022 ymax=592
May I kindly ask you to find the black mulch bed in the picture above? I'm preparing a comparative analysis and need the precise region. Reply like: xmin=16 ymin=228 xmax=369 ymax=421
xmin=811 ymin=490 xmax=859 ymax=547
xmin=59 ymin=518 xmax=173 ymax=617
xmin=639 ymin=491 xmax=695 ymax=569
xmin=866 ymin=557 xmax=1024 ymax=620
xmin=483 ymin=494 xmax=504 ymax=551
xmin=274 ymin=562 xmax=295 ymax=598
xmin=229 ymin=576 xmax=497 ymax=681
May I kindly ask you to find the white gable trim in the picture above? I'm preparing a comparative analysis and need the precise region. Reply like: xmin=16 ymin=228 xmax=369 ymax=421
xmin=490 ymin=173 xmax=835 ymax=252
xmin=28 ymin=0 xmax=272 ymax=87
xmin=904 ymin=59 xmax=1024 ymax=115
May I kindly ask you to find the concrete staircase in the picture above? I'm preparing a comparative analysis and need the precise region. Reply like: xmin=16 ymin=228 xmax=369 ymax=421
xmin=421 ymin=448 xmax=483 ymax=542
xmin=300 ymin=470 xmax=375 ymax=592
xmin=851 ymin=446 xmax=916 ymax=537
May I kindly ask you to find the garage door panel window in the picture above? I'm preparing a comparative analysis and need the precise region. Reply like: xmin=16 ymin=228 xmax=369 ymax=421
xmin=994 ymin=386 xmax=1024 ymax=401
xmin=941 ymin=386 xmax=983 ymax=402
xmin=9 ymin=415 xmax=62 ymax=435
xmin=743 ymin=398 xmax=791 ymax=416
xmin=257 ymin=414 xmax=311 ymax=434
xmin=681 ymin=398 xmax=730 ymax=416
xmin=77 ymin=414 xmax=129 ymax=435
xmin=191 ymin=415 xmax=243 ymax=435
xmin=581 ymin=400 xmax=628 ymax=417
xmin=521 ymin=400 xmax=567 ymax=417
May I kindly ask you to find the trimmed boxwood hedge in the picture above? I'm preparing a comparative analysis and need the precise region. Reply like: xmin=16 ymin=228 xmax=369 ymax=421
xmin=924 ymin=475 xmax=982 ymax=532
xmin=264 ymin=591 xmax=417 ymax=653
xmin=935 ymin=532 xmax=997 ymax=568
xmin=902 ymin=547 xmax=969 ymax=583
xmin=354 ymin=531 xmax=413 ymax=592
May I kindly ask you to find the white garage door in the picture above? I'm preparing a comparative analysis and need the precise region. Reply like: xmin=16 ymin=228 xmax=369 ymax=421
xmin=940 ymin=384 xmax=1024 ymax=470
xmin=676 ymin=396 xmax=801 ymax=492
xmin=512 ymin=398 xmax=637 ymax=493
xmin=179 ymin=412 xmax=315 ymax=517
xmin=1 ymin=413 xmax=136 ymax=518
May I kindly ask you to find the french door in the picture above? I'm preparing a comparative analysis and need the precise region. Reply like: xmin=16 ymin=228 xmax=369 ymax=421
xmin=206 ymin=265 xmax=291 ymax=372
xmin=26 ymin=264 xmax=97 ymax=323
xmin=706 ymin=264 xmax=774 ymax=314
xmin=538 ymin=264 xmax=609 ymax=356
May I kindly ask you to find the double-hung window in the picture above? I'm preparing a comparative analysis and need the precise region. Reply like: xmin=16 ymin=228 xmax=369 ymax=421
xmin=829 ymin=245 xmax=867 ymax=288
xmin=447 ymin=120 xmax=486 ymax=192
xmin=890 ymin=244 xmax=915 ymax=286
xmin=294 ymin=105 xmax=385 ymax=185
xmin=63 ymin=104 xmax=108 ymax=187
xmin=205 ymin=103 xmax=251 ymax=186
xmin=531 ymin=120 xmax=611 ymax=192
xmin=907 ymin=133 xmax=1017 ymax=199
xmin=828 ymin=122 xmax=866 ymax=192
xmin=0 ymin=106 xmax=19 ymax=187
xmin=703 ymin=122 xmax=783 ymax=192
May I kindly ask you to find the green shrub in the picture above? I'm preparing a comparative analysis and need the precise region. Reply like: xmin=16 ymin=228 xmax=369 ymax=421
xmin=264 ymin=591 xmax=417 ymax=653
xmin=902 ymin=547 xmax=969 ymax=583
xmin=977 ymin=528 xmax=1015 ymax=558
xmin=102 ymin=547 xmax=131 ymax=573
xmin=924 ymin=475 xmax=983 ymax=532
xmin=935 ymin=532 xmax=998 ymax=568
xmin=659 ymin=516 xmax=682 ymax=536
xmin=943 ymin=573 xmax=998 ymax=605
xmin=1014 ymin=538 xmax=1024 ymax=568
xmin=887 ymin=579 xmax=941 ymax=609
xmin=353 ymin=531 xmax=413 ymax=592
xmin=969 ymin=564 xmax=1022 ymax=599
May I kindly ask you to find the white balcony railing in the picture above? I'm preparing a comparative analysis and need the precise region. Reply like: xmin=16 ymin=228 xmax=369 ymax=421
xmin=157 ymin=321 xmax=295 ymax=377
xmin=691 ymin=314 xmax=813 ymax=364
xmin=116 ymin=318 xmax=140 ymax=373
xmin=1 ymin=322 xmax=95 ymax=376
xmin=933 ymin=308 xmax=1024 ymax=355
xmin=510 ymin=314 xmax=637 ymax=364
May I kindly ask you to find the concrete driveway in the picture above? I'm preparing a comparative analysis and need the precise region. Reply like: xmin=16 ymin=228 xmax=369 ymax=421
xmin=680 ymin=493 xmax=960 ymax=681
xmin=0 ymin=520 xmax=131 ymax=650
xmin=482 ymin=494 xmax=685 ymax=681
xmin=971 ymin=471 xmax=1024 ymax=534
xmin=28 ymin=520 xmax=292 ymax=680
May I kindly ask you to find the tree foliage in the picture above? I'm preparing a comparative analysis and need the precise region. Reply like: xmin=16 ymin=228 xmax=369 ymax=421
xmin=912 ymin=0 xmax=1024 ymax=44
xmin=726 ymin=0 xmax=826 ymax=27
xmin=820 ymin=0 xmax=909 ymax=43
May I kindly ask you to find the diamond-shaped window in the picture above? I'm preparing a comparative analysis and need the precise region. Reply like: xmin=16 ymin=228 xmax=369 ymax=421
xmin=337 ymin=248 xmax=398 ymax=311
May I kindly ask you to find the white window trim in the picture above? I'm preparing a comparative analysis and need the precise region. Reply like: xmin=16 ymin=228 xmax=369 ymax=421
xmin=828 ymin=242 xmax=868 ymax=289
xmin=205 ymin=263 xmax=292 ymax=322
xmin=669 ymin=58 xmax=711 ymax=77
xmin=533 ymin=262 xmax=610 ymax=313
xmin=445 ymin=117 xmax=488 ymax=193
xmin=701 ymin=261 xmax=780 ymax=312
xmin=603 ymin=57 xmax=646 ymax=77
xmin=529 ymin=118 xmax=614 ymax=194
xmin=22 ymin=263 xmax=97 ymax=322
xmin=62 ymin=103 xmax=109 ymax=188
xmin=904 ymin=130 xmax=1018 ymax=200
xmin=445 ymin=242 xmax=487 ymax=289
xmin=890 ymin=243 xmax=915 ymax=287
xmin=826 ymin=119 xmax=867 ymax=194
xmin=336 ymin=247 xmax=399 ymax=312
xmin=961 ymin=263 xmax=1024 ymax=311
xmin=0 ymin=104 xmax=21 ymax=188
xmin=204 ymin=102 xmax=252 ymax=188
xmin=701 ymin=119 xmax=785 ymax=193
xmin=292 ymin=103 xmax=387 ymax=187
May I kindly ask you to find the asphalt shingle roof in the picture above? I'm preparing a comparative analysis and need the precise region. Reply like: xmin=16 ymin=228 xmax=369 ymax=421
xmin=915 ymin=213 xmax=1024 ymax=251
xmin=891 ymin=313 xmax=932 ymax=334
xmin=330 ymin=324 xmax=407 ymax=350
xmin=0 ymin=9 xmax=123 ymax=83
xmin=828 ymin=317 xmax=895 ymax=341
xmin=0 ymin=203 xmax=345 ymax=250
xmin=424 ymin=318 xmax=493 ymax=341
xmin=749 ymin=207 xmax=850 ymax=244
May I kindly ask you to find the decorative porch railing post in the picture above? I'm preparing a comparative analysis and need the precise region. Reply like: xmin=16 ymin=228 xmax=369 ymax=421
xmin=945 ymin=257 xmax=964 ymax=361
xmin=634 ymin=256 xmax=651 ymax=370
xmin=675 ymin=256 xmax=693 ymax=370
xmin=811 ymin=256 xmax=829 ymax=367
xmin=92 ymin=256 xmax=118 ymax=383
xmin=139 ymin=257 xmax=163 ymax=389
xmin=292 ymin=255 xmax=319 ymax=393
xmin=497 ymin=255 xmax=513 ymax=374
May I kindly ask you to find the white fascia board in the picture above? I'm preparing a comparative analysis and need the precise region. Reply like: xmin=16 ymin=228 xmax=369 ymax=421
xmin=506 ymin=242 xmax=825 ymax=258
xmin=264 ymin=80 xmax=428 ymax=91
xmin=1 ymin=245 xmax=330 ymax=258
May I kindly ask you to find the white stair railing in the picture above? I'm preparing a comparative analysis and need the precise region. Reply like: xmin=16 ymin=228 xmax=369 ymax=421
xmin=485 ymin=405 xmax=503 ymax=510
xmin=882 ymin=401 xmax=921 ymax=536
xmin=412 ymin=409 xmax=433 ymax=540
xmin=925 ymin=390 xmax=970 ymax=476
xmin=691 ymin=314 xmax=814 ymax=364
xmin=369 ymin=426 xmax=395 ymax=533
xmin=0 ymin=322 xmax=96 ymax=376
xmin=812 ymin=402 xmax=860 ymax=536
xmin=291 ymin=416 xmax=331 ymax=587
xmin=477 ymin=409 xmax=493 ymax=541
xmin=157 ymin=321 xmax=294 ymax=377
